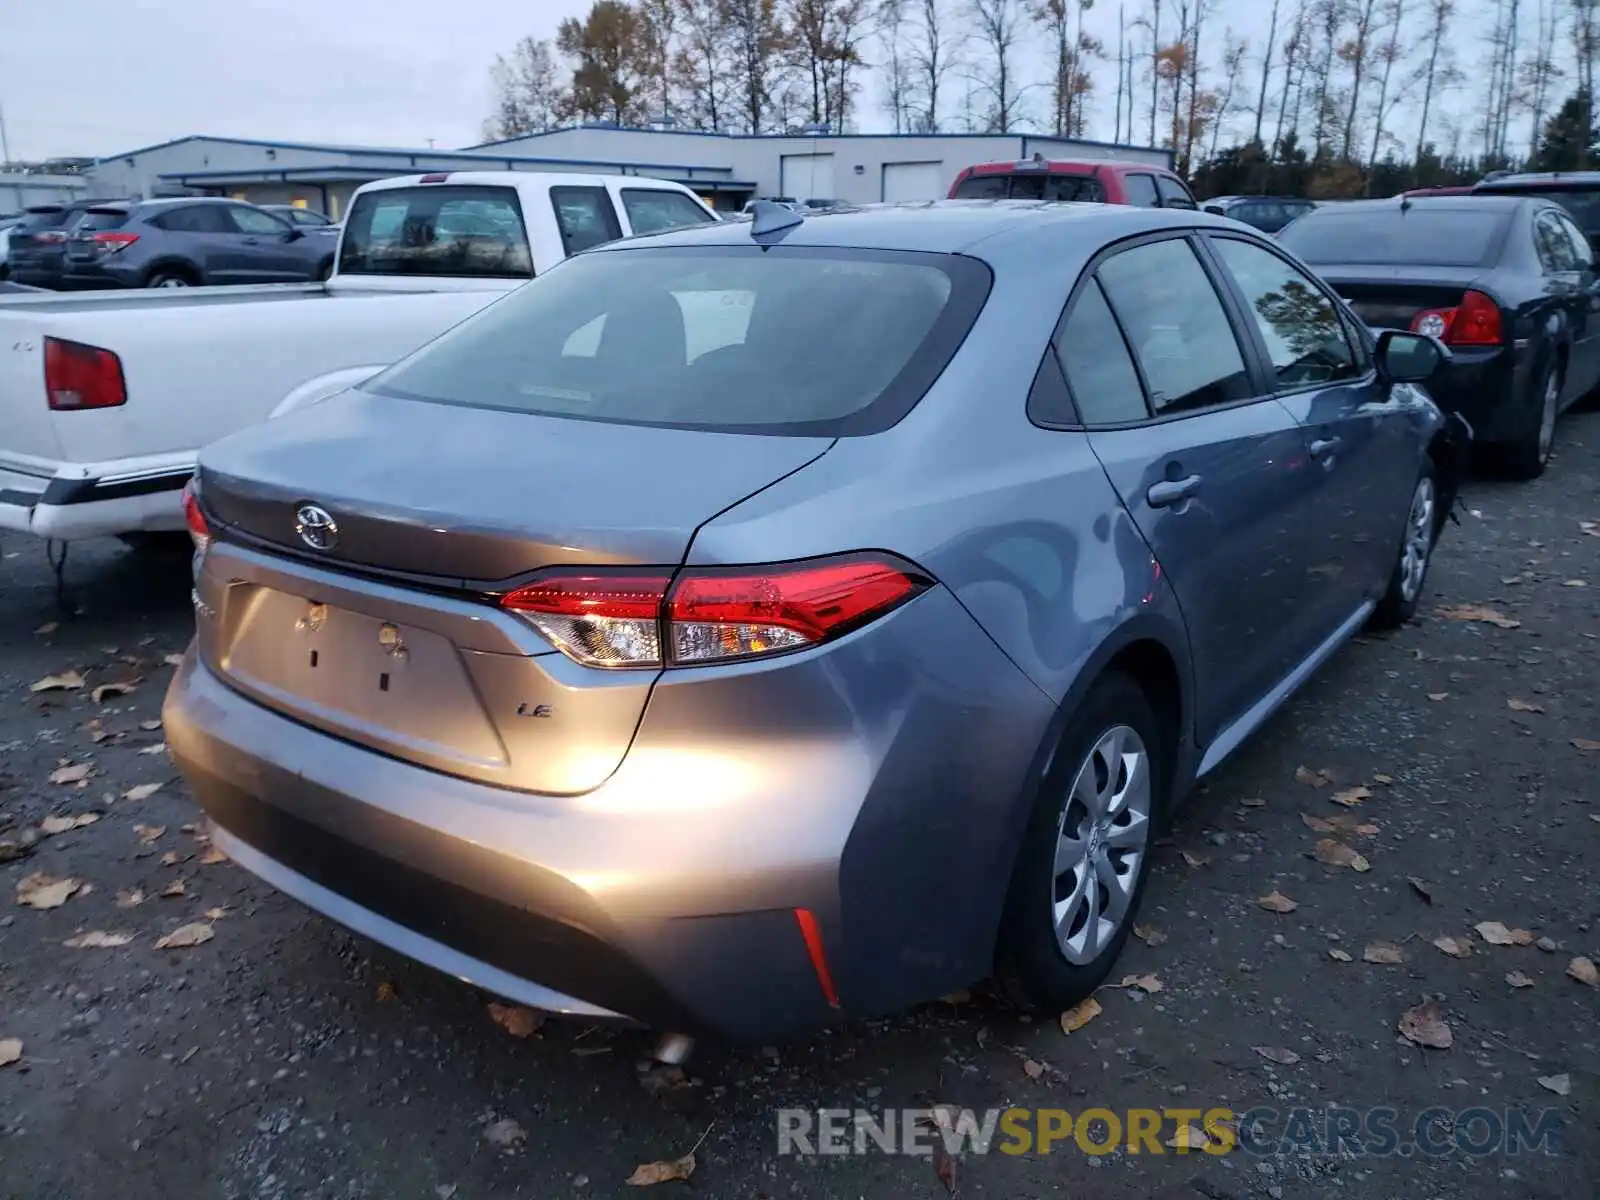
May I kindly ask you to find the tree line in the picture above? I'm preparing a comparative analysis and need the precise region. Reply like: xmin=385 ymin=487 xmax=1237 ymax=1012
xmin=485 ymin=0 xmax=1600 ymax=199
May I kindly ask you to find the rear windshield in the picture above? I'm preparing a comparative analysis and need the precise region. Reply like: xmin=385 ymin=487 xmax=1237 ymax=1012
xmin=77 ymin=210 xmax=130 ymax=231
xmin=16 ymin=207 xmax=68 ymax=231
xmin=1280 ymin=208 xmax=1508 ymax=266
xmin=367 ymin=245 xmax=991 ymax=436
xmin=953 ymin=172 xmax=1107 ymax=202
xmin=337 ymin=185 xmax=533 ymax=279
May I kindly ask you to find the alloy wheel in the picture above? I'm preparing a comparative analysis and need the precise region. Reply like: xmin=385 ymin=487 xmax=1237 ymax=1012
xmin=1398 ymin=475 xmax=1436 ymax=604
xmin=1051 ymin=724 xmax=1152 ymax=965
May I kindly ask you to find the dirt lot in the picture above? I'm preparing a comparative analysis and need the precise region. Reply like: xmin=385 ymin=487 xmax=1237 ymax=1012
xmin=1 ymin=416 xmax=1597 ymax=1200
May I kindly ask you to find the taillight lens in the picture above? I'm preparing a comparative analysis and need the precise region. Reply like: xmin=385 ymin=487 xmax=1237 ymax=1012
xmin=1410 ymin=290 xmax=1502 ymax=346
xmin=182 ymin=480 xmax=211 ymax=552
xmin=35 ymin=230 xmax=67 ymax=244
xmin=500 ymin=555 xmax=930 ymax=669
xmin=92 ymin=231 xmax=140 ymax=253
xmin=43 ymin=337 xmax=127 ymax=410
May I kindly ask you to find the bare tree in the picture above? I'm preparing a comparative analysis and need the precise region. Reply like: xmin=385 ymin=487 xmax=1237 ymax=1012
xmin=1208 ymin=31 xmax=1250 ymax=159
xmin=788 ymin=0 xmax=867 ymax=127
xmin=1575 ymin=0 xmax=1600 ymax=164
xmin=638 ymin=0 xmax=680 ymax=119
xmin=1482 ymin=0 xmax=1523 ymax=158
xmin=878 ymin=0 xmax=913 ymax=130
xmin=908 ymin=0 xmax=958 ymax=130
xmin=1273 ymin=1 xmax=1309 ymax=150
xmin=1033 ymin=0 xmax=1100 ymax=136
xmin=830 ymin=0 xmax=873 ymax=128
xmin=483 ymin=37 xmax=565 ymax=140
xmin=967 ymin=0 xmax=1027 ymax=130
xmin=1523 ymin=0 xmax=1563 ymax=159
xmin=1338 ymin=0 xmax=1381 ymax=161
xmin=1413 ymin=0 xmax=1454 ymax=156
xmin=1308 ymin=0 xmax=1343 ymax=157
xmin=1182 ymin=0 xmax=1207 ymax=170
xmin=674 ymin=0 xmax=732 ymax=129
xmin=1252 ymin=0 xmax=1282 ymax=144
xmin=1365 ymin=0 xmax=1405 ymax=170
xmin=1148 ymin=0 xmax=1164 ymax=144
xmin=721 ymin=0 xmax=789 ymax=131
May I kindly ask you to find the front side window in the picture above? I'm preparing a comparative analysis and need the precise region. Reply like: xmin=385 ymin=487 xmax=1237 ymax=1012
xmin=1211 ymin=237 xmax=1361 ymax=390
xmin=368 ymin=246 xmax=988 ymax=437
xmin=154 ymin=205 xmax=230 ymax=234
xmin=228 ymin=206 xmax=292 ymax=236
xmin=551 ymin=186 xmax=623 ymax=255
xmin=338 ymin=185 xmax=533 ymax=278
xmin=1123 ymin=174 xmax=1161 ymax=207
xmin=1554 ymin=211 xmax=1594 ymax=267
xmin=620 ymin=189 xmax=715 ymax=235
xmin=1051 ymin=280 xmax=1148 ymax=425
xmin=1096 ymin=237 xmax=1252 ymax=414
xmin=1156 ymin=175 xmax=1197 ymax=209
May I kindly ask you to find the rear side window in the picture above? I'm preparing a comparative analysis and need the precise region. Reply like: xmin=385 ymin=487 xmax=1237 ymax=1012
xmin=367 ymin=245 xmax=991 ymax=437
xmin=1050 ymin=281 xmax=1148 ymax=425
xmin=551 ymin=186 xmax=623 ymax=255
xmin=338 ymin=185 xmax=533 ymax=279
xmin=1156 ymin=176 xmax=1197 ymax=209
xmin=153 ymin=205 xmax=231 ymax=234
xmin=620 ymin=189 xmax=715 ymax=235
xmin=1096 ymin=238 xmax=1252 ymax=414
xmin=228 ymin=206 xmax=291 ymax=235
xmin=1123 ymin=174 xmax=1160 ymax=207
xmin=76 ymin=210 xmax=130 ymax=232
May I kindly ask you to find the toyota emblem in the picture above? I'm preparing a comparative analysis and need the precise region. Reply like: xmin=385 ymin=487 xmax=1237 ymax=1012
xmin=294 ymin=503 xmax=339 ymax=551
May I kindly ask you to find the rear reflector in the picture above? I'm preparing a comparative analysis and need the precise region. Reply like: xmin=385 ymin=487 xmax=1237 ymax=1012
xmin=44 ymin=337 xmax=127 ymax=410
xmin=794 ymin=908 xmax=841 ymax=1008
xmin=500 ymin=554 xmax=930 ymax=669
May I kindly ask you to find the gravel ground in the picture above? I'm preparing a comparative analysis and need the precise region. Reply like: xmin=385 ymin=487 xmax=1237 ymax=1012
xmin=1 ymin=414 xmax=1597 ymax=1200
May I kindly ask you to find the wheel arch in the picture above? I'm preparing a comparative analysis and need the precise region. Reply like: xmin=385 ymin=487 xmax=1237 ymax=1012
xmin=142 ymin=257 xmax=201 ymax=285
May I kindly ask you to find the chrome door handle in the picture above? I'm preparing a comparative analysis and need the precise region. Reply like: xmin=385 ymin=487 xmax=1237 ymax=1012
xmin=1147 ymin=474 xmax=1202 ymax=508
xmin=1309 ymin=436 xmax=1342 ymax=459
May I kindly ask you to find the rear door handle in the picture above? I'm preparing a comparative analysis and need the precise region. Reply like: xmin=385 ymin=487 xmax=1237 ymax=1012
xmin=1147 ymin=474 xmax=1202 ymax=508
xmin=242 ymin=237 xmax=260 ymax=245
xmin=1309 ymin=436 xmax=1342 ymax=460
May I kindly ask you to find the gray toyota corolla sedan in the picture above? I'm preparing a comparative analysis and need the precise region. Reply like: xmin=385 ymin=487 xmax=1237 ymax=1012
xmin=166 ymin=200 xmax=1467 ymax=1043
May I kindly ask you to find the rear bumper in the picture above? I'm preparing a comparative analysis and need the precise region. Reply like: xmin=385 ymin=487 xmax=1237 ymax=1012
xmin=163 ymin=585 xmax=1055 ymax=1041
xmin=0 ymin=459 xmax=192 ymax=540
xmin=1419 ymin=346 xmax=1531 ymax=445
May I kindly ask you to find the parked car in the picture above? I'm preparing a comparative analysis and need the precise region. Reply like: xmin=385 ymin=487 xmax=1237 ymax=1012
xmin=742 ymin=196 xmax=799 ymax=212
xmin=1280 ymin=193 xmax=1599 ymax=478
xmin=5 ymin=198 xmax=120 ymax=288
xmin=262 ymin=205 xmax=338 ymax=231
xmin=949 ymin=155 xmax=1197 ymax=208
xmin=1473 ymin=170 xmax=1600 ymax=251
xmin=165 ymin=201 xmax=1465 ymax=1044
xmin=0 ymin=172 xmax=719 ymax=544
xmin=1201 ymin=195 xmax=1317 ymax=233
xmin=0 ymin=214 xmax=20 ymax=280
xmin=61 ymin=198 xmax=337 ymax=290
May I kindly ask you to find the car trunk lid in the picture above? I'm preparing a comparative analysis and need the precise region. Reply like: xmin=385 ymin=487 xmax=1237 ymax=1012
xmin=193 ymin=389 xmax=834 ymax=793
xmin=1316 ymin=264 xmax=1490 ymax=331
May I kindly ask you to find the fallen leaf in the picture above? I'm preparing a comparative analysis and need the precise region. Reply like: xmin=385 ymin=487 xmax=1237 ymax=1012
xmin=204 ymin=906 xmax=230 ymax=920
xmin=160 ymin=879 xmax=186 ymax=898
xmin=483 ymin=1118 xmax=527 ymax=1153
xmin=39 ymin=812 xmax=100 ymax=835
xmin=0 ymin=837 xmax=35 ymax=864
xmin=1407 ymin=877 xmax=1434 ymax=904
xmin=137 ymin=743 xmax=167 ymax=756
xmin=48 ymin=763 xmax=93 ymax=786
xmin=1507 ymin=698 xmax=1546 ymax=713
xmin=133 ymin=824 xmax=166 ymax=844
xmin=1568 ymin=957 xmax=1599 ymax=987
xmin=1373 ymin=773 xmax=1394 ymax=785
xmin=90 ymin=679 xmax=140 ymax=704
xmin=138 ymin=719 xmax=163 ymax=731
xmin=1572 ymin=738 xmax=1600 ymax=753
xmin=155 ymin=922 xmax=213 ymax=949
xmin=1301 ymin=813 xmax=1336 ymax=833
xmin=1059 ymin=996 xmax=1102 ymax=1033
xmin=1537 ymin=1073 xmax=1571 ymax=1096
xmin=1294 ymin=766 xmax=1333 ymax=788
xmin=1314 ymin=839 xmax=1370 ymax=871
xmin=1537 ymin=936 xmax=1559 ymax=953
xmin=123 ymin=783 xmax=164 ymax=802
xmin=1329 ymin=948 xmax=1353 ymax=962
xmin=1253 ymin=1046 xmax=1301 ymax=1065
xmin=0 ymin=1040 xmax=20 ymax=1067
xmin=1476 ymin=921 xmax=1535 ymax=947
xmin=1331 ymin=785 xmax=1371 ymax=807
xmin=1180 ymin=850 xmax=1208 ymax=868
xmin=488 ymin=1003 xmax=546 ymax=1039
xmin=1506 ymin=970 xmax=1536 ymax=988
xmin=1399 ymin=1001 xmax=1453 ymax=1049
xmin=35 ymin=621 xmax=59 ymax=636
xmin=1434 ymin=935 xmax=1473 ymax=958
xmin=938 ymin=989 xmax=972 ymax=1005
xmin=376 ymin=981 xmax=398 ymax=1002
xmin=115 ymin=888 xmax=145 ymax=908
xmin=1115 ymin=973 xmax=1163 ymax=994
xmin=1563 ymin=579 xmax=1588 ymax=588
xmin=163 ymin=653 xmax=185 ymax=668
xmin=1132 ymin=924 xmax=1167 ymax=947
xmin=931 ymin=1142 xmax=959 ymax=1196
xmin=64 ymin=930 xmax=134 ymax=948
xmin=16 ymin=872 xmax=83 ymax=909
xmin=159 ymin=851 xmax=185 ymax=866
xmin=1363 ymin=942 xmax=1406 ymax=965
xmin=30 ymin=671 xmax=86 ymax=693
xmin=1239 ymin=796 xmax=1266 ymax=808
xmin=1435 ymin=603 xmax=1521 ymax=629
xmin=1258 ymin=890 xmax=1299 ymax=914
xmin=1166 ymin=1124 xmax=1216 ymax=1150
xmin=626 ymin=1154 xmax=696 ymax=1186
xmin=1427 ymin=692 xmax=1449 ymax=702
xmin=1022 ymin=1057 xmax=1045 ymax=1080
xmin=198 ymin=845 xmax=228 ymax=865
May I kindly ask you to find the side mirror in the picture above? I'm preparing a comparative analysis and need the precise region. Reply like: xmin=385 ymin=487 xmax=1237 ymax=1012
xmin=1375 ymin=328 xmax=1450 ymax=383
xmin=284 ymin=226 xmax=304 ymax=242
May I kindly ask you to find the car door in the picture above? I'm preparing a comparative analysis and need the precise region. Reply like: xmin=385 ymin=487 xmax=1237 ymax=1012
xmin=1061 ymin=233 xmax=1329 ymax=747
xmin=224 ymin=205 xmax=313 ymax=281
xmin=1545 ymin=207 xmax=1600 ymax=396
xmin=150 ymin=204 xmax=240 ymax=283
xmin=1202 ymin=233 xmax=1413 ymax=630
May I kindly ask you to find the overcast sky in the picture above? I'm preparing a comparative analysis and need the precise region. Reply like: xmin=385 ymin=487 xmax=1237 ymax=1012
xmin=2 ymin=0 xmax=1499 ymax=163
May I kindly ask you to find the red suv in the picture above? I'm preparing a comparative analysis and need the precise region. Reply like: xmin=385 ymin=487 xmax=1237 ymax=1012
xmin=949 ymin=156 xmax=1197 ymax=208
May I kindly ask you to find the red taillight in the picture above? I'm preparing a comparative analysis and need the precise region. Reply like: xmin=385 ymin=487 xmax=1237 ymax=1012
xmin=91 ymin=231 xmax=140 ymax=253
xmin=499 ymin=555 xmax=929 ymax=669
xmin=43 ymin=337 xmax=127 ymax=410
xmin=181 ymin=480 xmax=210 ymax=552
xmin=1409 ymin=289 xmax=1502 ymax=346
xmin=794 ymin=908 xmax=841 ymax=1008
xmin=35 ymin=230 xmax=67 ymax=244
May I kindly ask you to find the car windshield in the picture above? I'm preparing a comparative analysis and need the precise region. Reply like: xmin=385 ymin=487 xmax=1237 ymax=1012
xmin=15 ymin=207 xmax=68 ymax=231
xmin=367 ymin=245 xmax=989 ymax=436
xmin=1280 ymin=207 xmax=1508 ymax=266
xmin=337 ymin=185 xmax=532 ymax=279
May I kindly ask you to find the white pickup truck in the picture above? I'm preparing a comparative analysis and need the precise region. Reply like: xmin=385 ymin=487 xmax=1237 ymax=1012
xmin=0 ymin=171 xmax=718 ymax=542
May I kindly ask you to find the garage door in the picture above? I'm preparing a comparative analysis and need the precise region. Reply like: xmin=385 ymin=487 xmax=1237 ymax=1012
xmin=780 ymin=154 xmax=836 ymax=202
xmin=881 ymin=162 xmax=944 ymax=202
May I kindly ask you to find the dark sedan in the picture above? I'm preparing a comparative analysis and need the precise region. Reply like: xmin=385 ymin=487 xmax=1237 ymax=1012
xmin=1280 ymin=195 xmax=1600 ymax=478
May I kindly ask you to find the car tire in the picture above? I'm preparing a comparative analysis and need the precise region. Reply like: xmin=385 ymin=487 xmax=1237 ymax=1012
xmin=1500 ymin=358 xmax=1560 ymax=481
xmin=145 ymin=269 xmax=194 ymax=289
xmin=995 ymin=672 xmax=1165 ymax=1013
xmin=1369 ymin=464 xmax=1439 ymax=630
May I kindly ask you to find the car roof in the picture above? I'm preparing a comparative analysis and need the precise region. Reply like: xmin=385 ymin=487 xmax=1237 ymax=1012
xmin=356 ymin=171 xmax=693 ymax=194
xmin=594 ymin=199 xmax=1236 ymax=259
xmin=1304 ymin=194 xmax=1531 ymax=214
xmin=1476 ymin=171 xmax=1600 ymax=189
